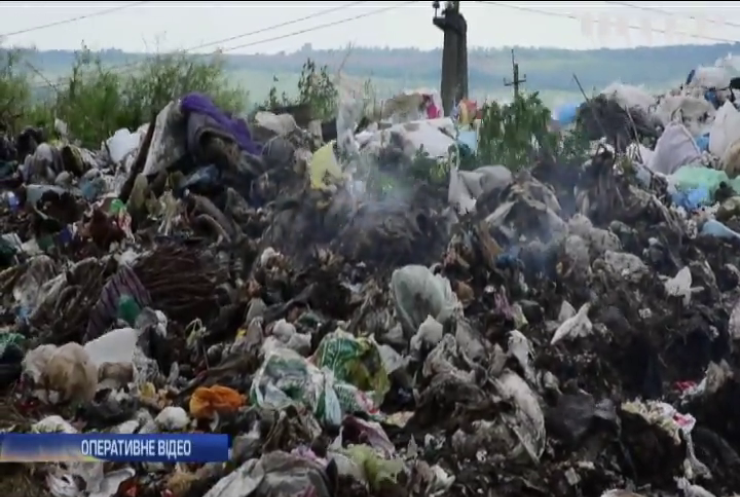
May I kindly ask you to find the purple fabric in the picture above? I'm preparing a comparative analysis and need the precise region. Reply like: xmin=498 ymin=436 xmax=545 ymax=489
xmin=180 ymin=92 xmax=262 ymax=155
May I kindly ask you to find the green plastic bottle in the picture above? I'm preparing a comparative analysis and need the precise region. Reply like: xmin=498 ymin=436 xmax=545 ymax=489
xmin=117 ymin=295 xmax=141 ymax=326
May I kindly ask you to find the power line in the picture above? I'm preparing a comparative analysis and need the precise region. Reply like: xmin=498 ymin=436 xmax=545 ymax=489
xmin=102 ymin=0 xmax=371 ymax=74
xmin=31 ymin=1 xmax=418 ymax=88
xmin=605 ymin=1 xmax=740 ymax=31
xmin=1 ymin=1 xmax=150 ymax=38
xmin=218 ymin=1 xmax=420 ymax=53
xmin=477 ymin=1 xmax=740 ymax=44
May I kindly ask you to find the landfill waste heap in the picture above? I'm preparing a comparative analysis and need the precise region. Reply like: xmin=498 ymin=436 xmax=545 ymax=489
xmin=2 ymin=65 xmax=740 ymax=497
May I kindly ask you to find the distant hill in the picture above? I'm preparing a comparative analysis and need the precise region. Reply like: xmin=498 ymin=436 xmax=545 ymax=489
xmin=16 ymin=43 xmax=740 ymax=107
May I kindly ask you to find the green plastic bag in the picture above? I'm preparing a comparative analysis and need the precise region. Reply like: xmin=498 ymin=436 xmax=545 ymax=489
xmin=312 ymin=330 xmax=390 ymax=404
xmin=250 ymin=343 xmax=382 ymax=426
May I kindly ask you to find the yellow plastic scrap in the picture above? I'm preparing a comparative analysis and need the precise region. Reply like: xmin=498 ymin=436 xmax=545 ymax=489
xmin=139 ymin=382 xmax=157 ymax=400
xmin=309 ymin=142 xmax=344 ymax=190
xmin=189 ymin=385 xmax=246 ymax=420
xmin=345 ymin=445 xmax=404 ymax=491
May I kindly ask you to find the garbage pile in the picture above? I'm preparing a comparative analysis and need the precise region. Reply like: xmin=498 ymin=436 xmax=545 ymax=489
xmin=2 ymin=70 xmax=740 ymax=497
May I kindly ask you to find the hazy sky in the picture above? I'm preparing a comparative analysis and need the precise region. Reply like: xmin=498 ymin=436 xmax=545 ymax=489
xmin=0 ymin=1 xmax=739 ymax=54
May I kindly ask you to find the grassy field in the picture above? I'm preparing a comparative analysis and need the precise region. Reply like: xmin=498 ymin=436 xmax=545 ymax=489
xmin=224 ymin=69 xmax=587 ymax=109
xmin=31 ymin=65 xmax=657 ymax=111
xmin=23 ymin=43 xmax=728 ymax=112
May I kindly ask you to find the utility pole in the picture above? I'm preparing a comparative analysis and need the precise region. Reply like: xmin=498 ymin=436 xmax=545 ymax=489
xmin=433 ymin=1 xmax=468 ymax=116
xmin=503 ymin=49 xmax=526 ymax=99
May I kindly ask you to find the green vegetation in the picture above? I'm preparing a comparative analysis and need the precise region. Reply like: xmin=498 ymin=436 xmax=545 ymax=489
xmin=263 ymin=58 xmax=339 ymax=121
xmin=16 ymin=43 xmax=739 ymax=107
xmin=0 ymin=46 xmax=246 ymax=148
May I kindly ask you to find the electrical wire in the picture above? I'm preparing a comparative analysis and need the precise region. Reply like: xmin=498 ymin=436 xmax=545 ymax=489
xmin=32 ymin=0 xmax=416 ymax=88
xmin=605 ymin=1 xmax=740 ymax=31
xmin=477 ymin=1 xmax=740 ymax=44
xmin=219 ymin=0 xmax=420 ymax=53
xmin=0 ymin=1 xmax=151 ymax=38
xmin=26 ymin=0 xmax=737 ymax=90
xmin=99 ymin=0 xmax=372 ymax=74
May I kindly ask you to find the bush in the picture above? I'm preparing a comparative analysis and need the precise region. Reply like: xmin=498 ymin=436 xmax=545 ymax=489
xmin=263 ymin=58 xmax=339 ymax=121
xmin=477 ymin=92 xmax=554 ymax=171
xmin=0 ymin=49 xmax=36 ymax=133
xmin=0 ymin=45 xmax=247 ymax=148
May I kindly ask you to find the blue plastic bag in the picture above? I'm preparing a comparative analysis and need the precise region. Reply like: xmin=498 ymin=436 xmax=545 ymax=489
xmin=554 ymin=103 xmax=579 ymax=126
xmin=671 ymin=186 xmax=710 ymax=211
xmin=695 ymin=133 xmax=710 ymax=152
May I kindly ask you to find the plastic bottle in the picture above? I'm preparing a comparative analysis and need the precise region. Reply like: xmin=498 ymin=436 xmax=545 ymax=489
xmin=117 ymin=295 xmax=141 ymax=326
xmin=5 ymin=192 xmax=19 ymax=212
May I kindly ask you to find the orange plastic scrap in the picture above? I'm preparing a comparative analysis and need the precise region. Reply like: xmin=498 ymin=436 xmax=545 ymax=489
xmin=188 ymin=385 xmax=246 ymax=419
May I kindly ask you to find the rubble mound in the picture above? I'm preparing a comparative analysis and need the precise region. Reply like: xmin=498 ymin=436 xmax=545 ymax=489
xmin=1 ymin=83 xmax=740 ymax=497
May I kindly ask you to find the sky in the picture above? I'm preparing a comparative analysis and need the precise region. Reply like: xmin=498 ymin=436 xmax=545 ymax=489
xmin=1 ymin=1 xmax=740 ymax=55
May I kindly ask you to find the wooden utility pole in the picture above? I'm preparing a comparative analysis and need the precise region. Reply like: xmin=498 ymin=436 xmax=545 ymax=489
xmin=433 ymin=1 xmax=468 ymax=116
xmin=503 ymin=49 xmax=526 ymax=98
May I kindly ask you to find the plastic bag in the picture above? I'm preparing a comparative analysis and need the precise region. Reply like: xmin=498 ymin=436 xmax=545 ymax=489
xmin=554 ymin=102 xmax=579 ymax=125
xmin=13 ymin=255 xmax=58 ymax=316
xmin=701 ymin=219 xmax=740 ymax=240
xmin=647 ymin=122 xmax=701 ymax=175
xmin=551 ymin=303 xmax=592 ymax=344
xmin=250 ymin=346 xmax=313 ymax=409
xmin=457 ymin=99 xmax=478 ymax=126
xmin=189 ymin=385 xmax=245 ymax=419
xmin=722 ymin=137 xmax=740 ymax=178
xmin=309 ymin=143 xmax=343 ymax=190
xmin=708 ymin=101 xmax=740 ymax=158
xmin=601 ymin=82 xmax=655 ymax=111
xmin=203 ymin=452 xmax=331 ymax=497
xmin=690 ymin=66 xmax=731 ymax=89
xmin=254 ymin=111 xmax=297 ymax=137
xmin=664 ymin=266 xmax=694 ymax=305
xmin=448 ymin=164 xmax=513 ymax=215
xmin=670 ymin=165 xmax=730 ymax=196
xmin=250 ymin=345 xmax=380 ymax=426
xmin=390 ymin=265 xmax=460 ymax=336
xmin=494 ymin=370 xmax=546 ymax=463
xmin=312 ymin=329 xmax=389 ymax=403
xmin=105 ymin=128 xmax=143 ymax=165
xmin=343 ymin=445 xmax=405 ymax=491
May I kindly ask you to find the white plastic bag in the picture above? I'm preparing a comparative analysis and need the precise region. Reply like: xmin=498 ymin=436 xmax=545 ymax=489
xmin=601 ymin=82 xmax=655 ymax=111
xmin=84 ymin=327 xmax=138 ymax=366
xmin=663 ymin=266 xmax=696 ymax=305
xmin=254 ymin=111 xmax=297 ymax=137
xmin=105 ymin=128 xmax=144 ymax=165
xmin=390 ymin=265 xmax=460 ymax=336
xmin=709 ymin=101 xmax=740 ymax=158
xmin=551 ymin=303 xmax=593 ymax=345
xmin=691 ymin=66 xmax=731 ymax=89
xmin=647 ymin=122 xmax=701 ymax=175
